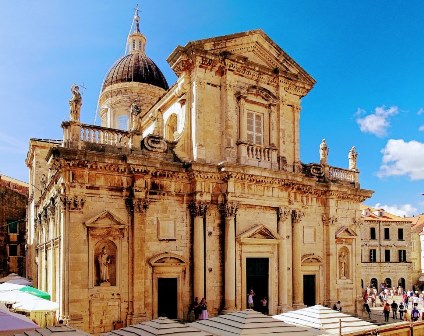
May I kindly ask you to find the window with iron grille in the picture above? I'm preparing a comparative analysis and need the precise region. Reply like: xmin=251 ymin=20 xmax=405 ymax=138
xmin=370 ymin=249 xmax=376 ymax=262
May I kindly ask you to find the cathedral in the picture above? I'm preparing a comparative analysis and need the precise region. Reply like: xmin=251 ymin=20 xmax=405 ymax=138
xmin=26 ymin=9 xmax=373 ymax=334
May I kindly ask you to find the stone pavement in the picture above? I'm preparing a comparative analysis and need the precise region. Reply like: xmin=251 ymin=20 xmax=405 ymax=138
xmin=358 ymin=295 xmax=424 ymax=325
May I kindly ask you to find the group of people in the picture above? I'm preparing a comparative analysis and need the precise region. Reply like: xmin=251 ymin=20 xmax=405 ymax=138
xmin=188 ymin=297 xmax=208 ymax=321
xmin=247 ymin=289 xmax=269 ymax=314
xmin=363 ymin=284 xmax=424 ymax=322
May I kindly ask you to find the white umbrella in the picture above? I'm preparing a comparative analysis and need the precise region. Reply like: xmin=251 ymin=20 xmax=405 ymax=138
xmin=0 ymin=290 xmax=30 ymax=304
xmin=13 ymin=297 xmax=58 ymax=312
xmin=0 ymin=273 xmax=32 ymax=286
xmin=0 ymin=283 xmax=24 ymax=291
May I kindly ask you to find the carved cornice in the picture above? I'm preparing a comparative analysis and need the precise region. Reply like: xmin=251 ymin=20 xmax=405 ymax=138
xmin=189 ymin=201 xmax=208 ymax=217
xmin=291 ymin=209 xmax=304 ymax=224
xmin=277 ymin=206 xmax=290 ymax=222
xmin=220 ymin=202 xmax=238 ymax=218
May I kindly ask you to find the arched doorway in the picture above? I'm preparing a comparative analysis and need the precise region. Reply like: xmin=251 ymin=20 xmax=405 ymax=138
xmin=398 ymin=278 xmax=405 ymax=290
xmin=385 ymin=278 xmax=392 ymax=288
xmin=370 ymin=278 xmax=378 ymax=289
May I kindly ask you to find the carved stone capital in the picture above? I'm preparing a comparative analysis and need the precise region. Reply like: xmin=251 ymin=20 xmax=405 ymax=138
xmin=189 ymin=201 xmax=208 ymax=217
xmin=352 ymin=218 xmax=363 ymax=227
xmin=48 ymin=204 xmax=56 ymax=220
xmin=277 ymin=207 xmax=290 ymax=222
xmin=291 ymin=209 xmax=304 ymax=224
xmin=59 ymin=195 xmax=85 ymax=210
xmin=322 ymin=214 xmax=338 ymax=226
xmin=220 ymin=202 xmax=238 ymax=218
xmin=126 ymin=197 xmax=150 ymax=213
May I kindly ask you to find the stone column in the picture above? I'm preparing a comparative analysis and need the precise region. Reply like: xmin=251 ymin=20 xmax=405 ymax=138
xmin=222 ymin=202 xmax=238 ymax=311
xmin=323 ymin=214 xmax=338 ymax=307
xmin=128 ymin=197 xmax=149 ymax=324
xmin=277 ymin=207 xmax=290 ymax=313
xmin=292 ymin=209 xmax=304 ymax=308
xmin=190 ymin=202 xmax=208 ymax=300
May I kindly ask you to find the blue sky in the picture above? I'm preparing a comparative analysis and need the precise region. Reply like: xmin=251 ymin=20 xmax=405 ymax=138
xmin=1 ymin=1 xmax=423 ymax=216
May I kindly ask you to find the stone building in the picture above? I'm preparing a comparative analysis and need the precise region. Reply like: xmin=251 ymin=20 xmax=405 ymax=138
xmin=360 ymin=206 xmax=412 ymax=291
xmin=26 ymin=9 xmax=372 ymax=334
xmin=0 ymin=174 xmax=28 ymax=277
xmin=408 ymin=214 xmax=424 ymax=289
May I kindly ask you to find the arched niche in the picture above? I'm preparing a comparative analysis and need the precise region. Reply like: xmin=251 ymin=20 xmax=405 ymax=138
xmin=94 ymin=240 xmax=117 ymax=286
xmin=338 ymin=246 xmax=350 ymax=280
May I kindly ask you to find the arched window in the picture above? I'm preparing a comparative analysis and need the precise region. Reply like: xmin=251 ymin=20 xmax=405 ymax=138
xmin=118 ymin=115 xmax=128 ymax=130
xmin=385 ymin=278 xmax=392 ymax=288
xmin=370 ymin=278 xmax=378 ymax=289
xmin=398 ymin=278 xmax=405 ymax=290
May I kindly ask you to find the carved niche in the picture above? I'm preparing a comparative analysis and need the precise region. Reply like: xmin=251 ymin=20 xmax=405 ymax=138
xmin=84 ymin=210 xmax=127 ymax=288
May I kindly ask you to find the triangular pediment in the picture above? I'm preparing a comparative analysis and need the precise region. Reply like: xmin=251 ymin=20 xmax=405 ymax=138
xmin=335 ymin=226 xmax=357 ymax=238
xmin=238 ymin=224 xmax=279 ymax=240
xmin=172 ymin=30 xmax=315 ymax=86
xmin=84 ymin=210 xmax=127 ymax=229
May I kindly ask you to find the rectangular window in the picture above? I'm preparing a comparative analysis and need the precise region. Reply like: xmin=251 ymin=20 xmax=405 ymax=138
xmin=247 ymin=111 xmax=263 ymax=145
xmin=370 ymin=249 xmax=376 ymax=262
xmin=7 ymin=220 xmax=18 ymax=234
xmin=398 ymin=228 xmax=404 ymax=241
xmin=385 ymin=249 xmax=391 ymax=262
xmin=384 ymin=228 xmax=390 ymax=240
xmin=8 ymin=245 xmax=18 ymax=257
xmin=399 ymin=250 xmax=406 ymax=262
xmin=370 ymin=227 xmax=376 ymax=240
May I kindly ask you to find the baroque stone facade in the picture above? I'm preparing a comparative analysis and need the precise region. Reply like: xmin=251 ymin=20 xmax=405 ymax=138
xmin=360 ymin=206 xmax=412 ymax=291
xmin=26 ymin=11 xmax=372 ymax=334
xmin=0 ymin=175 xmax=28 ymax=277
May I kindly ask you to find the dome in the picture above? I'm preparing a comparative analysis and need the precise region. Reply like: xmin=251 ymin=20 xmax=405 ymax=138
xmin=102 ymin=53 xmax=169 ymax=92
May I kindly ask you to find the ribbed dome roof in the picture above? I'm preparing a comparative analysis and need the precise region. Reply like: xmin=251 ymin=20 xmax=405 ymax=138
xmin=102 ymin=53 xmax=169 ymax=92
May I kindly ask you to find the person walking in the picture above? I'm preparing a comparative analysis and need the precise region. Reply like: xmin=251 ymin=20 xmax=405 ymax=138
xmin=383 ymin=302 xmax=390 ymax=322
xmin=399 ymin=302 xmax=405 ymax=320
xmin=247 ymin=289 xmax=255 ymax=309
xmin=411 ymin=304 xmax=420 ymax=322
xmin=364 ymin=302 xmax=371 ymax=319
xmin=391 ymin=301 xmax=398 ymax=319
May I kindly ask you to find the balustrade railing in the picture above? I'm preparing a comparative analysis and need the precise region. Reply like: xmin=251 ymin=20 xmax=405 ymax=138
xmin=246 ymin=144 xmax=272 ymax=162
xmin=80 ymin=124 xmax=130 ymax=147
xmin=329 ymin=167 xmax=355 ymax=183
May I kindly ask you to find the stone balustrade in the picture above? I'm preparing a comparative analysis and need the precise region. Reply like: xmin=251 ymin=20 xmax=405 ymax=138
xmin=237 ymin=142 xmax=279 ymax=170
xmin=329 ymin=166 xmax=357 ymax=183
xmin=80 ymin=124 xmax=130 ymax=146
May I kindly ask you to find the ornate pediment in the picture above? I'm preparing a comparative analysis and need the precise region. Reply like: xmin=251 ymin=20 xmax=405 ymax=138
xmin=302 ymin=254 xmax=323 ymax=265
xmin=237 ymin=224 xmax=279 ymax=243
xmin=168 ymin=30 xmax=315 ymax=90
xmin=149 ymin=252 xmax=187 ymax=267
xmin=335 ymin=226 xmax=357 ymax=239
xmin=84 ymin=210 xmax=127 ymax=230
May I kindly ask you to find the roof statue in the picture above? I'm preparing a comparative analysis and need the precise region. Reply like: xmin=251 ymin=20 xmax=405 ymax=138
xmin=348 ymin=146 xmax=358 ymax=171
xmin=319 ymin=138 xmax=329 ymax=165
xmin=69 ymin=84 xmax=82 ymax=122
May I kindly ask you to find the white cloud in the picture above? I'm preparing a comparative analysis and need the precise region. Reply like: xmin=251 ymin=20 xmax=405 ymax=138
xmin=374 ymin=202 xmax=418 ymax=217
xmin=418 ymin=108 xmax=424 ymax=115
xmin=378 ymin=139 xmax=424 ymax=180
xmin=419 ymin=125 xmax=424 ymax=132
xmin=355 ymin=106 xmax=399 ymax=137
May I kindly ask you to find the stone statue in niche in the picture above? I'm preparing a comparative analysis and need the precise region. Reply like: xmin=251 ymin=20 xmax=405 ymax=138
xmin=319 ymin=138 xmax=329 ymax=165
xmin=348 ymin=146 xmax=358 ymax=171
xmin=69 ymin=84 xmax=82 ymax=122
xmin=130 ymin=103 xmax=142 ymax=132
xmin=98 ymin=246 xmax=111 ymax=285
xmin=339 ymin=249 xmax=349 ymax=279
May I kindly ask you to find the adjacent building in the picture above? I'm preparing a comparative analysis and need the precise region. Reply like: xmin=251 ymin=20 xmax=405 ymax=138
xmin=408 ymin=214 xmax=424 ymax=289
xmin=26 ymin=9 xmax=373 ymax=333
xmin=0 ymin=174 xmax=28 ymax=278
xmin=360 ymin=206 xmax=412 ymax=290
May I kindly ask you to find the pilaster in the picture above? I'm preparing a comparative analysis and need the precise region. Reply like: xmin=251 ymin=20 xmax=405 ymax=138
xmin=277 ymin=207 xmax=290 ymax=313
xmin=291 ymin=209 xmax=305 ymax=308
